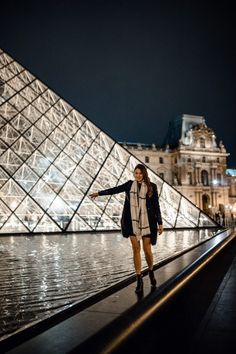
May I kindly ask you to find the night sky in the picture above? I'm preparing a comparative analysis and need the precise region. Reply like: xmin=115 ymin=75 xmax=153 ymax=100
xmin=1 ymin=0 xmax=236 ymax=166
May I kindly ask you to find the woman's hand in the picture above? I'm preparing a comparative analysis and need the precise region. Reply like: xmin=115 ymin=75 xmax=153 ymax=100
xmin=158 ymin=224 xmax=163 ymax=235
xmin=89 ymin=192 xmax=99 ymax=199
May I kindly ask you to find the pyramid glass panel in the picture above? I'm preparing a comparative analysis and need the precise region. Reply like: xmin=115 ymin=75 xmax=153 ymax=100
xmin=13 ymin=164 xmax=39 ymax=192
xmin=0 ymin=200 xmax=11 ymax=227
xmin=0 ymin=117 xmax=6 ymax=128
xmin=38 ymin=139 xmax=61 ymax=162
xmin=42 ymin=165 xmax=67 ymax=193
xmin=14 ymin=196 xmax=44 ymax=231
xmin=29 ymin=180 xmax=56 ymax=210
xmin=0 ymin=140 xmax=8 ymax=156
xmin=0 ymin=166 xmax=9 ymax=187
xmin=0 ymin=48 xmax=218 ymax=234
xmin=35 ymin=115 xmax=56 ymax=136
xmin=67 ymin=214 xmax=92 ymax=232
xmin=58 ymin=180 xmax=84 ymax=211
xmin=12 ymin=137 xmax=35 ymax=160
xmin=0 ymin=214 xmax=28 ymax=233
xmin=11 ymin=114 xmax=31 ymax=133
xmin=33 ymin=213 xmax=61 ymax=233
xmin=0 ymin=123 xmax=20 ymax=145
xmin=0 ymin=150 xmax=23 ymax=174
xmin=0 ymin=179 xmax=26 ymax=210
xmin=177 ymin=198 xmax=200 ymax=227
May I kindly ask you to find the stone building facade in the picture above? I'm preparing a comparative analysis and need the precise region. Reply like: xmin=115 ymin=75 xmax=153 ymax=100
xmin=121 ymin=114 xmax=236 ymax=220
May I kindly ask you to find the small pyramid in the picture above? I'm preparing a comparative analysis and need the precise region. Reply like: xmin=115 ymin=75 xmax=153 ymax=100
xmin=0 ymin=49 xmax=217 ymax=233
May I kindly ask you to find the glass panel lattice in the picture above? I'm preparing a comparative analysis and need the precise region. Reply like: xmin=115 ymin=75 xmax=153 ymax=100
xmin=47 ymin=196 xmax=74 ymax=228
xmin=67 ymin=214 xmax=92 ymax=232
xmin=0 ymin=123 xmax=20 ymax=146
xmin=0 ymin=200 xmax=12 ymax=228
xmin=14 ymin=196 xmax=44 ymax=231
xmin=0 ymin=150 xmax=23 ymax=174
xmin=26 ymin=151 xmax=51 ymax=176
xmin=13 ymin=164 xmax=39 ymax=192
xmin=11 ymin=114 xmax=31 ymax=133
xmin=0 ymin=214 xmax=28 ymax=233
xmin=96 ymin=213 xmax=120 ymax=230
xmin=77 ymin=197 xmax=103 ymax=229
xmin=12 ymin=137 xmax=35 ymax=161
xmin=58 ymin=180 xmax=84 ymax=211
xmin=160 ymin=182 xmax=181 ymax=211
xmin=42 ymin=165 xmax=67 ymax=193
xmin=177 ymin=198 xmax=200 ymax=226
xmin=0 ymin=179 xmax=26 ymax=211
xmin=198 ymin=212 xmax=216 ymax=227
xmin=111 ymin=143 xmax=130 ymax=166
xmin=38 ymin=139 xmax=61 ymax=162
xmin=33 ymin=214 xmax=61 ymax=232
xmin=159 ymin=196 xmax=178 ymax=227
xmin=0 ymin=167 xmax=9 ymax=188
xmin=29 ymin=180 xmax=56 ymax=210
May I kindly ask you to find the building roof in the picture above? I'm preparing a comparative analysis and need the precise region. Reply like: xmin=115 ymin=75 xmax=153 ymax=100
xmin=162 ymin=114 xmax=205 ymax=149
xmin=226 ymin=169 xmax=236 ymax=176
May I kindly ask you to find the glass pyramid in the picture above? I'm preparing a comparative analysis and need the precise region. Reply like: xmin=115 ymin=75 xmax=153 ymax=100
xmin=0 ymin=49 xmax=217 ymax=234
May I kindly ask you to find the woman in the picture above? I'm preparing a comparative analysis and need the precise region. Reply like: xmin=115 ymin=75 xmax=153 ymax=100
xmin=89 ymin=164 xmax=163 ymax=293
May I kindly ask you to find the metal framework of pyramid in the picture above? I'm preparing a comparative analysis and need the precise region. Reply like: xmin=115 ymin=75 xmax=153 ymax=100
xmin=0 ymin=49 xmax=217 ymax=234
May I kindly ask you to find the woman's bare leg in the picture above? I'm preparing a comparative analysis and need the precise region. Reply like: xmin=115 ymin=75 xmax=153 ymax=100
xmin=142 ymin=237 xmax=156 ymax=287
xmin=129 ymin=236 xmax=141 ymax=274
xmin=142 ymin=237 xmax=153 ymax=269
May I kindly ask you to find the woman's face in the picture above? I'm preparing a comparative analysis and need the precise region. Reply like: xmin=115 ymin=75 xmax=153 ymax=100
xmin=134 ymin=168 xmax=143 ymax=183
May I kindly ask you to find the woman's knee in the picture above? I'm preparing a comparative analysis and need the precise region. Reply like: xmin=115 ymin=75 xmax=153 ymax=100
xmin=130 ymin=237 xmax=141 ymax=253
xmin=132 ymin=243 xmax=141 ymax=254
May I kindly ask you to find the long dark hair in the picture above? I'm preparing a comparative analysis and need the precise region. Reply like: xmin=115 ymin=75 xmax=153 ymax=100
xmin=134 ymin=164 xmax=153 ymax=197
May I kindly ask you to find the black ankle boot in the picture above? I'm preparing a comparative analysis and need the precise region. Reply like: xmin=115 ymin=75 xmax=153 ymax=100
xmin=148 ymin=269 xmax=157 ymax=287
xmin=135 ymin=274 xmax=143 ymax=293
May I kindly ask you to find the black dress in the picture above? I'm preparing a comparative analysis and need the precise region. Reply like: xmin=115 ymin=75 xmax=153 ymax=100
xmin=98 ymin=180 xmax=163 ymax=245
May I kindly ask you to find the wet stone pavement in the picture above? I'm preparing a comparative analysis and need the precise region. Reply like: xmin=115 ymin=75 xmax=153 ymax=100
xmin=0 ymin=229 xmax=220 ymax=340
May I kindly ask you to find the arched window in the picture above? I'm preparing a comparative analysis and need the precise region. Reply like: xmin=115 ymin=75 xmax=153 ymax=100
xmin=145 ymin=156 xmax=149 ymax=163
xmin=159 ymin=157 xmax=164 ymax=164
xmin=201 ymin=170 xmax=209 ymax=186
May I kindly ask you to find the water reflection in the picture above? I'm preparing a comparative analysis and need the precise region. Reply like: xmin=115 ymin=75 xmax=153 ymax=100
xmin=0 ymin=229 xmax=220 ymax=339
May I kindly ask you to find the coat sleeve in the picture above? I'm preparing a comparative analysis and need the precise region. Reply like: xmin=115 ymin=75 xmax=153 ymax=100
xmin=152 ymin=183 xmax=163 ymax=225
xmin=98 ymin=180 xmax=132 ymax=196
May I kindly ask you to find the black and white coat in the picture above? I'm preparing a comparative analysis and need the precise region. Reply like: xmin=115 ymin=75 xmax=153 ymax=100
xmin=98 ymin=180 xmax=163 ymax=245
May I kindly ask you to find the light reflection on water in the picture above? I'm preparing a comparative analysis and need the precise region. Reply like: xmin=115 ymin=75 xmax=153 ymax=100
xmin=0 ymin=229 xmax=219 ymax=338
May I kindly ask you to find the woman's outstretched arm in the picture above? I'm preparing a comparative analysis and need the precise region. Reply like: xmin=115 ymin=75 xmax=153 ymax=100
xmin=89 ymin=180 xmax=132 ymax=199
